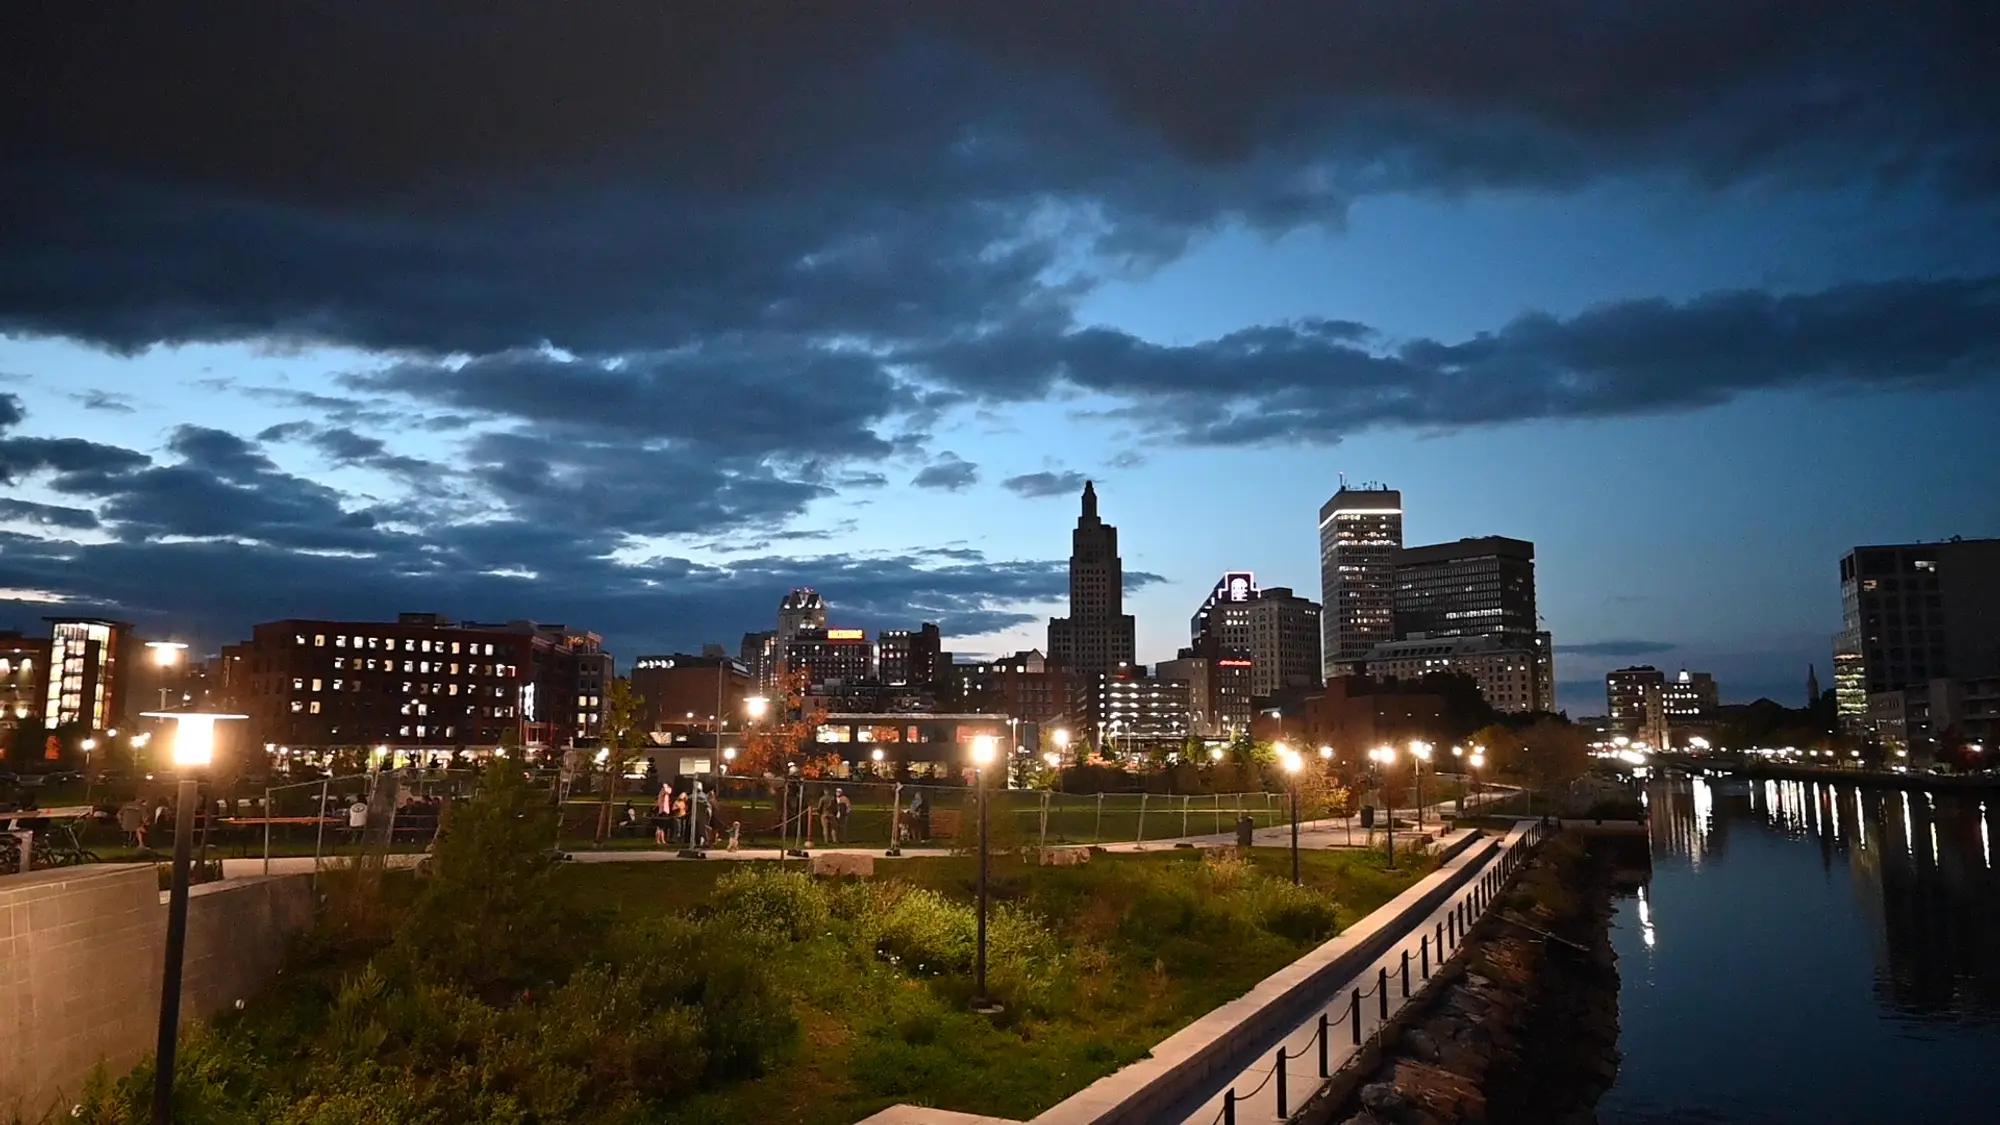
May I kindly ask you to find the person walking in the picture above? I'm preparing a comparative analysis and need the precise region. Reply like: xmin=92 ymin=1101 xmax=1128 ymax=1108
xmin=834 ymin=788 xmax=852 ymax=845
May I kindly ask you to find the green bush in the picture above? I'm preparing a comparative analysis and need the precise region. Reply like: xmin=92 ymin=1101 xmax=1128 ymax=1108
xmin=710 ymin=865 xmax=830 ymax=941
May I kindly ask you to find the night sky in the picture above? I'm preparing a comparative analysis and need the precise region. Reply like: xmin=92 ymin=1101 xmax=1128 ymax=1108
xmin=3 ymin=4 xmax=1998 ymax=712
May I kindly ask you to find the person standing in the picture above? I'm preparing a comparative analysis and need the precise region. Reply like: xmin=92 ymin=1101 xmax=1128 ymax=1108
xmin=653 ymin=783 xmax=674 ymax=845
xmin=118 ymin=798 xmax=148 ymax=849
xmin=834 ymin=788 xmax=852 ymax=845
xmin=815 ymin=788 xmax=839 ymax=845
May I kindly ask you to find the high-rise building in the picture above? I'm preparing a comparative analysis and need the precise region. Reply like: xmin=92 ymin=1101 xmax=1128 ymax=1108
xmin=1048 ymin=481 xmax=1136 ymax=721
xmin=1 ymin=630 xmax=50 ymax=733
xmin=1606 ymin=665 xmax=1667 ymax=746
xmin=1605 ymin=665 xmax=1715 ymax=747
xmin=878 ymin=623 xmax=944 ymax=689
xmin=1835 ymin=538 xmax=2000 ymax=733
xmin=43 ymin=617 xmax=131 ymax=733
xmin=1394 ymin=536 xmax=1538 ymax=642
xmin=1382 ymin=535 xmax=1552 ymax=712
xmin=777 ymin=588 xmax=827 ymax=643
xmin=782 ymin=628 xmax=874 ymax=690
xmin=230 ymin=613 xmax=606 ymax=755
xmin=1318 ymin=484 xmax=1402 ymax=676
xmin=740 ymin=630 xmax=777 ymax=689
xmin=1189 ymin=572 xmax=1323 ymax=698
xmin=1158 ymin=640 xmax=1255 ymax=739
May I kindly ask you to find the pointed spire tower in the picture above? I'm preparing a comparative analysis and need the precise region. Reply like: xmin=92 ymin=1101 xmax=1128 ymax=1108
xmin=1048 ymin=480 xmax=1137 ymax=728
xmin=1807 ymin=663 xmax=1821 ymax=708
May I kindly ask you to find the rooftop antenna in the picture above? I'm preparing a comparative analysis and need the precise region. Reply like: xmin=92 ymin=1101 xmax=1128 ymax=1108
xmin=1338 ymin=471 xmax=1348 ymax=488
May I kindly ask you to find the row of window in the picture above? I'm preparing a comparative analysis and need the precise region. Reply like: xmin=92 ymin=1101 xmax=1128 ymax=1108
xmin=297 ymin=632 xmax=504 ymax=655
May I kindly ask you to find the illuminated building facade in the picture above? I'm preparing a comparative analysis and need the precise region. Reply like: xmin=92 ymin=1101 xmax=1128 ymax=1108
xmin=1 ymin=630 xmax=50 ymax=732
xmin=1836 ymin=538 xmax=2000 ymax=734
xmin=1190 ymin=572 xmax=1323 ymax=697
xmin=1158 ymin=643 xmax=1254 ymax=738
xmin=629 ymin=653 xmax=752 ymax=734
xmin=1318 ymin=484 xmax=1403 ymax=676
xmin=1363 ymin=634 xmax=1546 ymax=714
xmin=43 ymin=617 xmax=130 ymax=732
xmin=951 ymin=649 xmax=1071 ymax=724
xmin=878 ymin=623 xmax=944 ymax=689
xmin=231 ymin=613 xmax=602 ymax=754
xmin=782 ymin=627 xmax=874 ymax=689
xmin=1097 ymin=670 xmax=1191 ymax=750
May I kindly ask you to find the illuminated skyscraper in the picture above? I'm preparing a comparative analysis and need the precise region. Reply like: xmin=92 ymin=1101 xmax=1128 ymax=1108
xmin=1048 ymin=481 xmax=1136 ymax=704
xmin=1318 ymin=484 xmax=1402 ymax=676
xmin=42 ymin=616 xmax=130 ymax=732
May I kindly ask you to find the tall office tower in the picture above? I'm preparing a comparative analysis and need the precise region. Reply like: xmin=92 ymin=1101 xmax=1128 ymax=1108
xmin=878 ymin=623 xmax=943 ymax=688
xmin=1189 ymin=572 xmax=1322 ymax=697
xmin=1385 ymin=535 xmax=1551 ymax=711
xmin=1048 ymin=481 xmax=1137 ymax=690
xmin=1394 ymin=537 xmax=1538 ymax=642
xmin=1318 ymin=484 xmax=1403 ymax=676
xmin=1835 ymin=538 xmax=2000 ymax=733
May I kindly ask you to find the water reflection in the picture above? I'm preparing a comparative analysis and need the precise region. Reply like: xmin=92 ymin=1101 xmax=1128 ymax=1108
xmin=1605 ymin=772 xmax=2000 ymax=1123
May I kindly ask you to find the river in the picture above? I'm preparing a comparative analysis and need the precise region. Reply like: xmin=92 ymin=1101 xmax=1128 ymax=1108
xmin=1600 ymin=771 xmax=2000 ymax=1123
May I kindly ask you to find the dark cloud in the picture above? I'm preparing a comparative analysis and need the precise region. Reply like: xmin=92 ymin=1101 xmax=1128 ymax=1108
xmin=1002 ymin=470 xmax=1087 ymax=498
xmin=3 ymin=4 xmax=1995 ymax=359
xmin=71 ymin=389 xmax=135 ymax=413
xmin=348 ymin=348 xmax=904 ymax=458
xmin=1557 ymin=640 xmax=1678 ymax=657
xmin=911 ymin=452 xmax=979 ymax=491
xmin=0 ymin=498 xmax=100 ymax=530
xmin=908 ymin=275 xmax=2000 ymax=444
xmin=0 ymin=396 xmax=151 ymax=485
xmin=255 ymin=420 xmax=315 ymax=443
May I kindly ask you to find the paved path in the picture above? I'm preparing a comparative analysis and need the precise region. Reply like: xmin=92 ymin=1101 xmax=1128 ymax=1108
xmin=218 ymin=787 xmax=1522 ymax=878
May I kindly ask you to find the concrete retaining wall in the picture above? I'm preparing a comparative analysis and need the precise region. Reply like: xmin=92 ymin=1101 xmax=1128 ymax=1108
xmin=0 ymin=866 xmax=313 ymax=1120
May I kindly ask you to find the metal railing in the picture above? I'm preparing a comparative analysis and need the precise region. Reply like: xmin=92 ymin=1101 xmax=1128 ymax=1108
xmin=1205 ymin=819 xmax=1552 ymax=1124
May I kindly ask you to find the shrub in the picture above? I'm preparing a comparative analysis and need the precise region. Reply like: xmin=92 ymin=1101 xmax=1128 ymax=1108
xmin=710 ymin=865 xmax=830 ymax=941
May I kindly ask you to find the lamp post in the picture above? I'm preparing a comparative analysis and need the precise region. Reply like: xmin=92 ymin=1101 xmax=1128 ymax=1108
xmin=1468 ymin=749 xmax=1485 ymax=811
xmin=1369 ymin=745 xmax=1397 ymax=869
xmin=1410 ymin=740 xmax=1432 ymax=827
xmin=969 ymin=733 xmax=1001 ymax=1012
xmin=1278 ymin=743 xmax=1303 ymax=885
xmin=146 ymin=641 xmax=188 ymax=712
xmin=143 ymin=710 xmax=244 ymax=1125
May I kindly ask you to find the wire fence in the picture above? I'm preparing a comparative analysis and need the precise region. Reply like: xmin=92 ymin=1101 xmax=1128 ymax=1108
xmin=567 ymin=776 xmax=1298 ymax=853
xmin=1205 ymin=818 xmax=1552 ymax=1124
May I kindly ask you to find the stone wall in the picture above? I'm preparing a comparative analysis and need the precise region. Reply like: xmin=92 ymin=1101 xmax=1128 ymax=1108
xmin=0 ymin=865 xmax=314 ymax=1121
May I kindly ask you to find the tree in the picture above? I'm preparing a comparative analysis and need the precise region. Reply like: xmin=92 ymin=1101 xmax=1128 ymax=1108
xmin=737 ymin=670 xmax=814 ymax=778
xmin=594 ymin=677 xmax=645 ymax=842
xmin=1511 ymin=717 xmax=1591 ymax=806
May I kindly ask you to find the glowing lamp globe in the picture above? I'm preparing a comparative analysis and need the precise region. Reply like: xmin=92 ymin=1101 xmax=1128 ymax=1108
xmin=970 ymin=733 xmax=998 ymax=767
xmin=143 ymin=711 xmax=246 ymax=769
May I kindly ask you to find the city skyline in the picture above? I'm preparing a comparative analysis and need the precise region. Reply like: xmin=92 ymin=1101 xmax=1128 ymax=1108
xmin=5 ymin=6 xmax=2000 ymax=712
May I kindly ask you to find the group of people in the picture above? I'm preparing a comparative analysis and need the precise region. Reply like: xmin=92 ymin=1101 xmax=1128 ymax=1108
xmin=115 ymin=796 xmax=173 ymax=849
xmin=644 ymin=785 xmax=729 ymax=848
xmin=813 ymin=788 xmax=855 ymax=844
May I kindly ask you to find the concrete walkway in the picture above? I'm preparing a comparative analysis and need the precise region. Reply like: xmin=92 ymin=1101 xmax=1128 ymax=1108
xmin=1166 ymin=820 xmax=1542 ymax=1125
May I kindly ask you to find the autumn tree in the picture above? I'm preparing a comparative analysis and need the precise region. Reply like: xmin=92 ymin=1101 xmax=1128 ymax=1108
xmin=594 ymin=678 xmax=645 ymax=842
xmin=736 ymin=670 xmax=814 ymax=778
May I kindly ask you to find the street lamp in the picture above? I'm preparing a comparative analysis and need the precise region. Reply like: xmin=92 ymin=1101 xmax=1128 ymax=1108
xmin=1468 ymin=749 xmax=1486 ymax=811
xmin=146 ymin=641 xmax=188 ymax=711
xmin=744 ymin=695 xmax=770 ymax=722
xmin=1279 ymin=745 xmax=1304 ymax=885
xmin=1318 ymin=744 xmax=1334 ymax=762
xmin=1208 ymin=745 xmax=1224 ymax=763
xmin=969 ymin=733 xmax=1001 ymax=1012
xmin=1368 ymin=745 xmax=1398 ymax=869
xmin=871 ymin=746 xmax=886 ymax=778
xmin=1410 ymin=741 xmax=1432 ymax=827
xmin=142 ymin=710 xmax=244 ymax=1125
xmin=721 ymin=746 xmax=737 ymax=775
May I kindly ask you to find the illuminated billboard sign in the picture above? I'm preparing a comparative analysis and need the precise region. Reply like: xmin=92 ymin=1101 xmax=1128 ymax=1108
xmin=1222 ymin=571 xmax=1257 ymax=602
xmin=1217 ymin=659 xmax=1253 ymax=668
xmin=632 ymin=657 xmax=677 ymax=671
xmin=826 ymin=629 xmax=866 ymax=641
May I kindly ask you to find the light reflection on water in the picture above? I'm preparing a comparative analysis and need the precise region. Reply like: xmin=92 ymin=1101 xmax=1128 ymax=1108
xmin=1602 ymin=772 xmax=2000 ymax=1124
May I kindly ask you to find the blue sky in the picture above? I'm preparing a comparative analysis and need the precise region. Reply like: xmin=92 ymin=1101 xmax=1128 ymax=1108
xmin=4 ymin=5 xmax=1999 ymax=713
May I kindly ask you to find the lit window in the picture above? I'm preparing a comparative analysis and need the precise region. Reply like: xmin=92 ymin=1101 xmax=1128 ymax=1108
xmin=311 ymin=678 xmax=322 ymax=692
xmin=309 ymin=701 xmax=321 ymax=714
xmin=315 ymin=634 xmax=326 ymax=647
